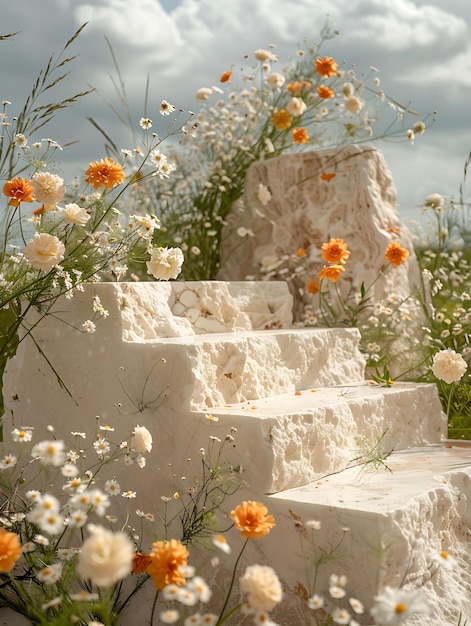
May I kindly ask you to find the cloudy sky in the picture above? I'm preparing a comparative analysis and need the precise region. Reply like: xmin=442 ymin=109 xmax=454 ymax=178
xmin=2 ymin=0 xmax=471 ymax=224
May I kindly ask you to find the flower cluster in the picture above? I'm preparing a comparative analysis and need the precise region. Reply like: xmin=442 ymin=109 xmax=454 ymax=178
xmin=129 ymin=21 xmax=428 ymax=281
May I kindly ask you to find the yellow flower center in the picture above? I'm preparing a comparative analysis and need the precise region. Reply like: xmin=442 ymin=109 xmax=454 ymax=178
xmin=395 ymin=603 xmax=407 ymax=614
xmin=441 ymin=551 xmax=449 ymax=559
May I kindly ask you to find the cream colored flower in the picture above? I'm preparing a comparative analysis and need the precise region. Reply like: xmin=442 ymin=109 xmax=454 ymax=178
xmin=131 ymin=425 xmax=153 ymax=454
xmin=24 ymin=233 xmax=65 ymax=272
xmin=31 ymin=171 xmax=65 ymax=209
xmin=195 ymin=87 xmax=213 ymax=101
xmin=76 ymin=524 xmax=134 ymax=587
xmin=60 ymin=203 xmax=90 ymax=226
xmin=257 ymin=183 xmax=271 ymax=206
xmin=285 ymin=97 xmax=307 ymax=117
xmin=254 ymin=49 xmax=278 ymax=62
xmin=266 ymin=73 xmax=285 ymax=88
xmin=344 ymin=96 xmax=364 ymax=113
xmin=239 ymin=564 xmax=282 ymax=611
xmin=432 ymin=349 xmax=467 ymax=384
xmin=146 ymin=246 xmax=184 ymax=280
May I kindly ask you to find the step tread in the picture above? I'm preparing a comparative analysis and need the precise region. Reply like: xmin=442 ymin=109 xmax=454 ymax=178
xmin=270 ymin=442 xmax=471 ymax=512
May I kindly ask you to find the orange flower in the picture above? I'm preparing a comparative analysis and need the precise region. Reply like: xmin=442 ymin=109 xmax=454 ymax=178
xmin=321 ymin=172 xmax=336 ymax=181
xmin=2 ymin=177 xmax=35 ymax=207
xmin=308 ymin=278 xmax=320 ymax=295
xmin=296 ymin=247 xmax=307 ymax=257
xmin=0 ymin=527 xmax=21 ymax=572
xmin=84 ymin=157 xmax=126 ymax=190
xmin=315 ymin=56 xmax=338 ymax=77
xmin=317 ymin=85 xmax=335 ymax=99
xmin=272 ymin=109 xmax=293 ymax=131
xmin=146 ymin=539 xmax=189 ymax=590
xmin=321 ymin=238 xmax=350 ymax=264
xmin=292 ymin=127 xmax=309 ymax=144
xmin=230 ymin=501 xmax=275 ymax=539
xmin=287 ymin=81 xmax=312 ymax=96
xmin=132 ymin=551 xmax=152 ymax=575
xmin=319 ymin=264 xmax=345 ymax=282
xmin=384 ymin=241 xmax=409 ymax=267
xmin=220 ymin=70 xmax=232 ymax=83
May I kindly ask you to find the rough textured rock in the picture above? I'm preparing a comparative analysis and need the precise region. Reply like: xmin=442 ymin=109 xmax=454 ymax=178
xmin=217 ymin=145 xmax=424 ymax=328
xmin=0 ymin=281 xmax=460 ymax=626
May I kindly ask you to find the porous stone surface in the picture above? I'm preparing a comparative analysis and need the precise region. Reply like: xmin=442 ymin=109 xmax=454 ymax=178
xmin=217 ymin=145 xmax=425 ymax=330
xmin=0 ymin=281 xmax=459 ymax=626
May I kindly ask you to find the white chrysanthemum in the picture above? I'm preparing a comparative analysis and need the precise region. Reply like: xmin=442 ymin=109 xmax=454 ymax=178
xmin=344 ymin=95 xmax=364 ymax=113
xmin=254 ymin=49 xmax=278 ymax=62
xmin=285 ymin=97 xmax=307 ymax=117
xmin=31 ymin=171 xmax=65 ymax=208
xmin=76 ymin=524 xmax=134 ymax=587
xmin=24 ymin=233 xmax=65 ymax=272
xmin=131 ymin=425 xmax=153 ymax=454
xmin=146 ymin=246 xmax=184 ymax=280
xmin=60 ymin=203 xmax=90 ymax=226
xmin=432 ymin=349 xmax=467 ymax=384
xmin=266 ymin=73 xmax=285 ymax=88
xmin=370 ymin=586 xmax=431 ymax=625
xmin=31 ymin=440 xmax=66 ymax=466
xmin=239 ymin=564 xmax=283 ymax=611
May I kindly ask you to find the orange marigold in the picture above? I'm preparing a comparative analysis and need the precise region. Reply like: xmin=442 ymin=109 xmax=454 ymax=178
xmin=384 ymin=241 xmax=409 ymax=267
xmin=287 ymin=80 xmax=312 ymax=96
xmin=321 ymin=238 xmax=350 ymax=264
xmin=146 ymin=539 xmax=189 ymax=590
xmin=315 ymin=56 xmax=338 ymax=77
xmin=308 ymin=278 xmax=320 ymax=295
xmin=84 ymin=157 xmax=126 ymax=190
xmin=319 ymin=264 xmax=345 ymax=283
xmin=132 ymin=551 xmax=152 ymax=575
xmin=272 ymin=109 xmax=293 ymax=131
xmin=296 ymin=247 xmax=307 ymax=257
xmin=2 ymin=177 xmax=35 ymax=207
xmin=0 ymin=527 xmax=21 ymax=572
xmin=220 ymin=70 xmax=232 ymax=83
xmin=317 ymin=85 xmax=335 ymax=99
xmin=230 ymin=500 xmax=275 ymax=539
xmin=292 ymin=127 xmax=309 ymax=144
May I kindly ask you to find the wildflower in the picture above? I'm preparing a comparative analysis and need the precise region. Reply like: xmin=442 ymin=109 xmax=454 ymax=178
xmin=307 ymin=279 xmax=319 ymax=295
xmin=239 ymin=564 xmax=283 ymax=611
xmin=321 ymin=238 xmax=350 ymax=264
xmin=146 ymin=539 xmax=189 ymax=590
xmin=220 ymin=70 xmax=232 ymax=83
xmin=315 ymin=56 xmax=338 ymax=77
xmin=413 ymin=121 xmax=426 ymax=135
xmin=305 ymin=519 xmax=321 ymax=529
xmin=82 ymin=320 xmax=96 ymax=334
xmin=257 ymin=183 xmax=272 ymax=206
xmin=139 ymin=117 xmax=153 ymax=129
xmin=11 ymin=428 xmax=33 ymax=443
xmin=308 ymin=594 xmax=324 ymax=609
xmin=146 ymin=246 xmax=184 ymax=281
xmin=131 ymin=425 xmax=153 ymax=453
xmin=60 ymin=203 xmax=90 ymax=226
xmin=342 ymin=82 xmax=354 ymax=97
xmin=287 ymin=80 xmax=311 ymax=96
xmin=37 ymin=563 xmax=63 ymax=584
xmin=370 ymin=586 xmax=430 ymax=624
xmin=85 ymin=157 xmax=125 ymax=189
xmin=0 ymin=454 xmax=17 ymax=470
xmin=319 ymin=264 xmax=345 ymax=282
xmin=24 ymin=232 xmax=66 ymax=272
xmin=160 ymin=100 xmax=176 ymax=116
xmin=13 ymin=133 xmax=28 ymax=147
xmin=384 ymin=241 xmax=409 ymax=267
xmin=317 ymin=85 xmax=335 ymax=99
xmin=195 ymin=87 xmax=213 ymax=101
xmin=31 ymin=439 xmax=66 ymax=466
xmin=422 ymin=193 xmax=444 ymax=211
xmin=272 ymin=109 xmax=292 ymax=130
xmin=330 ymin=585 xmax=346 ymax=598
xmin=2 ymin=177 xmax=35 ymax=207
xmin=432 ymin=349 xmax=467 ymax=384
xmin=188 ymin=576 xmax=212 ymax=603
xmin=76 ymin=524 xmax=134 ymax=587
xmin=0 ymin=527 xmax=21 ymax=572
xmin=230 ymin=501 xmax=275 ymax=538
xmin=344 ymin=95 xmax=364 ymax=113
xmin=212 ymin=534 xmax=231 ymax=554
xmin=31 ymin=171 xmax=65 ymax=209
xmin=104 ymin=479 xmax=121 ymax=496
xmin=292 ymin=127 xmax=309 ymax=144
xmin=254 ymin=49 xmax=278 ymax=62
xmin=93 ymin=437 xmax=110 ymax=457
xmin=132 ymin=551 xmax=152 ymax=574
xmin=433 ymin=550 xmax=458 ymax=570
xmin=332 ymin=607 xmax=351 ymax=624
xmin=266 ymin=73 xmax=285 ymax=88
xmin=160 ymin=610 xmax=180 ymax=623
xmin=286 ymin=97 xmax=307 ymax=117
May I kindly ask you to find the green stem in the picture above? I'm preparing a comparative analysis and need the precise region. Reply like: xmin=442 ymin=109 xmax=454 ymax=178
xmin=217 ymin=537 xmax=249 ymax=625
xmin=149 ymin=588 xmax=159 ymax=626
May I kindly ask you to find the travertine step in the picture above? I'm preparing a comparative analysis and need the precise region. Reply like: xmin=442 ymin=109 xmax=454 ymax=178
xmin=261 ymin=442 xmax=471 ymax=625
xmin=200 ymin=382 xmax=446 ymax=493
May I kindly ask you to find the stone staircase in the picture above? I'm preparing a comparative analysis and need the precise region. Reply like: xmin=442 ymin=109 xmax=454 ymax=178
xmin=3 ymin=281 xmax=471 ymax=625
